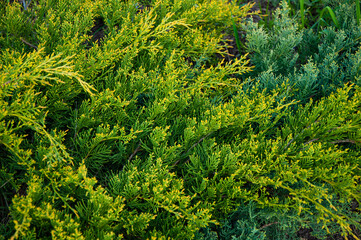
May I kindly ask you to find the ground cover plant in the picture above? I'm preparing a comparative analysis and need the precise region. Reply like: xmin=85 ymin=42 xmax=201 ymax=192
xmin=0 ymin=0 xmax=360 ymax=239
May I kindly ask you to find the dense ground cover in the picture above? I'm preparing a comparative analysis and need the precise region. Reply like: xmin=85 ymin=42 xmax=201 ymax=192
xmin=0 ymin=0 xmax=360 ymax=239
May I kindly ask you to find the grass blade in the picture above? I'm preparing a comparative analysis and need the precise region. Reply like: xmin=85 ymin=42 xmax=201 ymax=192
xmin=231 ymin=16 xmax=243 ymax=53
xmin=229 ymin=2 xmax=245 ymax=55
xmin=319 ymin=6 xmax=339 ymax=29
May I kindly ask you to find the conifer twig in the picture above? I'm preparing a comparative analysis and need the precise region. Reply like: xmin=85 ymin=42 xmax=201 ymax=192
xmin=185 ymin=132 xmax=212 ymax=155
xmin=303 ymin=138 xmax=319 ymax=146
xmin=172 ymin=132 xmax=212 ymax=167
xmin=329 ymin=139 xmax=358 ymax=144
xmin=283 ymin=120 xmax=320 ymax=150
xmin=128 ymin=142 xmax=142 ymax=161
xmin=1 ymin=80 xmax=12 ymax=87
xmin=300 ymin=127 xmax=359 ymax=150
xmin=0 ymin=178 xmax=12 ymax=189
xmin=20 ymin=37 xmax=38 ymax=50
xmin=259 ymin=221 xmax=279 ymax=230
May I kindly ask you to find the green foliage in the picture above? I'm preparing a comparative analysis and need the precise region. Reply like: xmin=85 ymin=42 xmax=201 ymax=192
xmin=241 ymin=0 xmax=361 ymax=104
xmin=0 ymin=0 xmax=360 ymax=239
xmin=285 ymin=0 xmax=356 ymax=30
xmin=197 ymin=193 xmax=361 ymax=239
xmin=195 ymin=201 xmax=299 ymax=240
xmin=243 ymin=1 xmax=303 ymax=76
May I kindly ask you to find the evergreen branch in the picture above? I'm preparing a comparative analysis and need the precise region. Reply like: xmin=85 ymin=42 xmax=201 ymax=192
xmin=329 ymin=139 xmax=359 ymax=144
xmin=128 ymin=142 xmax=142 ymax=162
xmin=185 ymin=132 xmax=212 ymax=155
xmin=51 ymin=183 xmax=79 ymax=218
xmin=259 ymin=221 xmax=279 ymax=230
xmin=300 ymin=127 xmax=359 ymax=150
xmin=20 ymin=38 xmax=38 ymax=50
xmin=298 ymin=138 xmax=320 ymax=151
xmin=10 ymin=211 xmax=28 ymax=240
xmin=280 ymin=176 xmax=361 ymax=238
xmin=303 ymin=138 xmax=320 ymax=146
xmin=1 ymin=80 xmax=12 ymax=88
xmin=284 ymin=120 xmax=320 ymax=151
xmin=0 ymin=140 xmax=30 ymax=165
xmin=173 ymin=132 xmax=212 ymax=167
xmin=0 ymin=178 xmax=12 ymax=189
xmin=304 ymin=139 xmax=359 ymax=147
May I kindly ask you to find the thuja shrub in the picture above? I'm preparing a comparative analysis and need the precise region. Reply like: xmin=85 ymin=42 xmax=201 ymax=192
xmin=0 ymin=1 xmax=360 ymax=240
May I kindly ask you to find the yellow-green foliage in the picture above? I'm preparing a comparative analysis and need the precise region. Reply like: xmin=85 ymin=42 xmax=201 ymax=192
xmin=0 ymin=0 xmax=360 ymax=239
